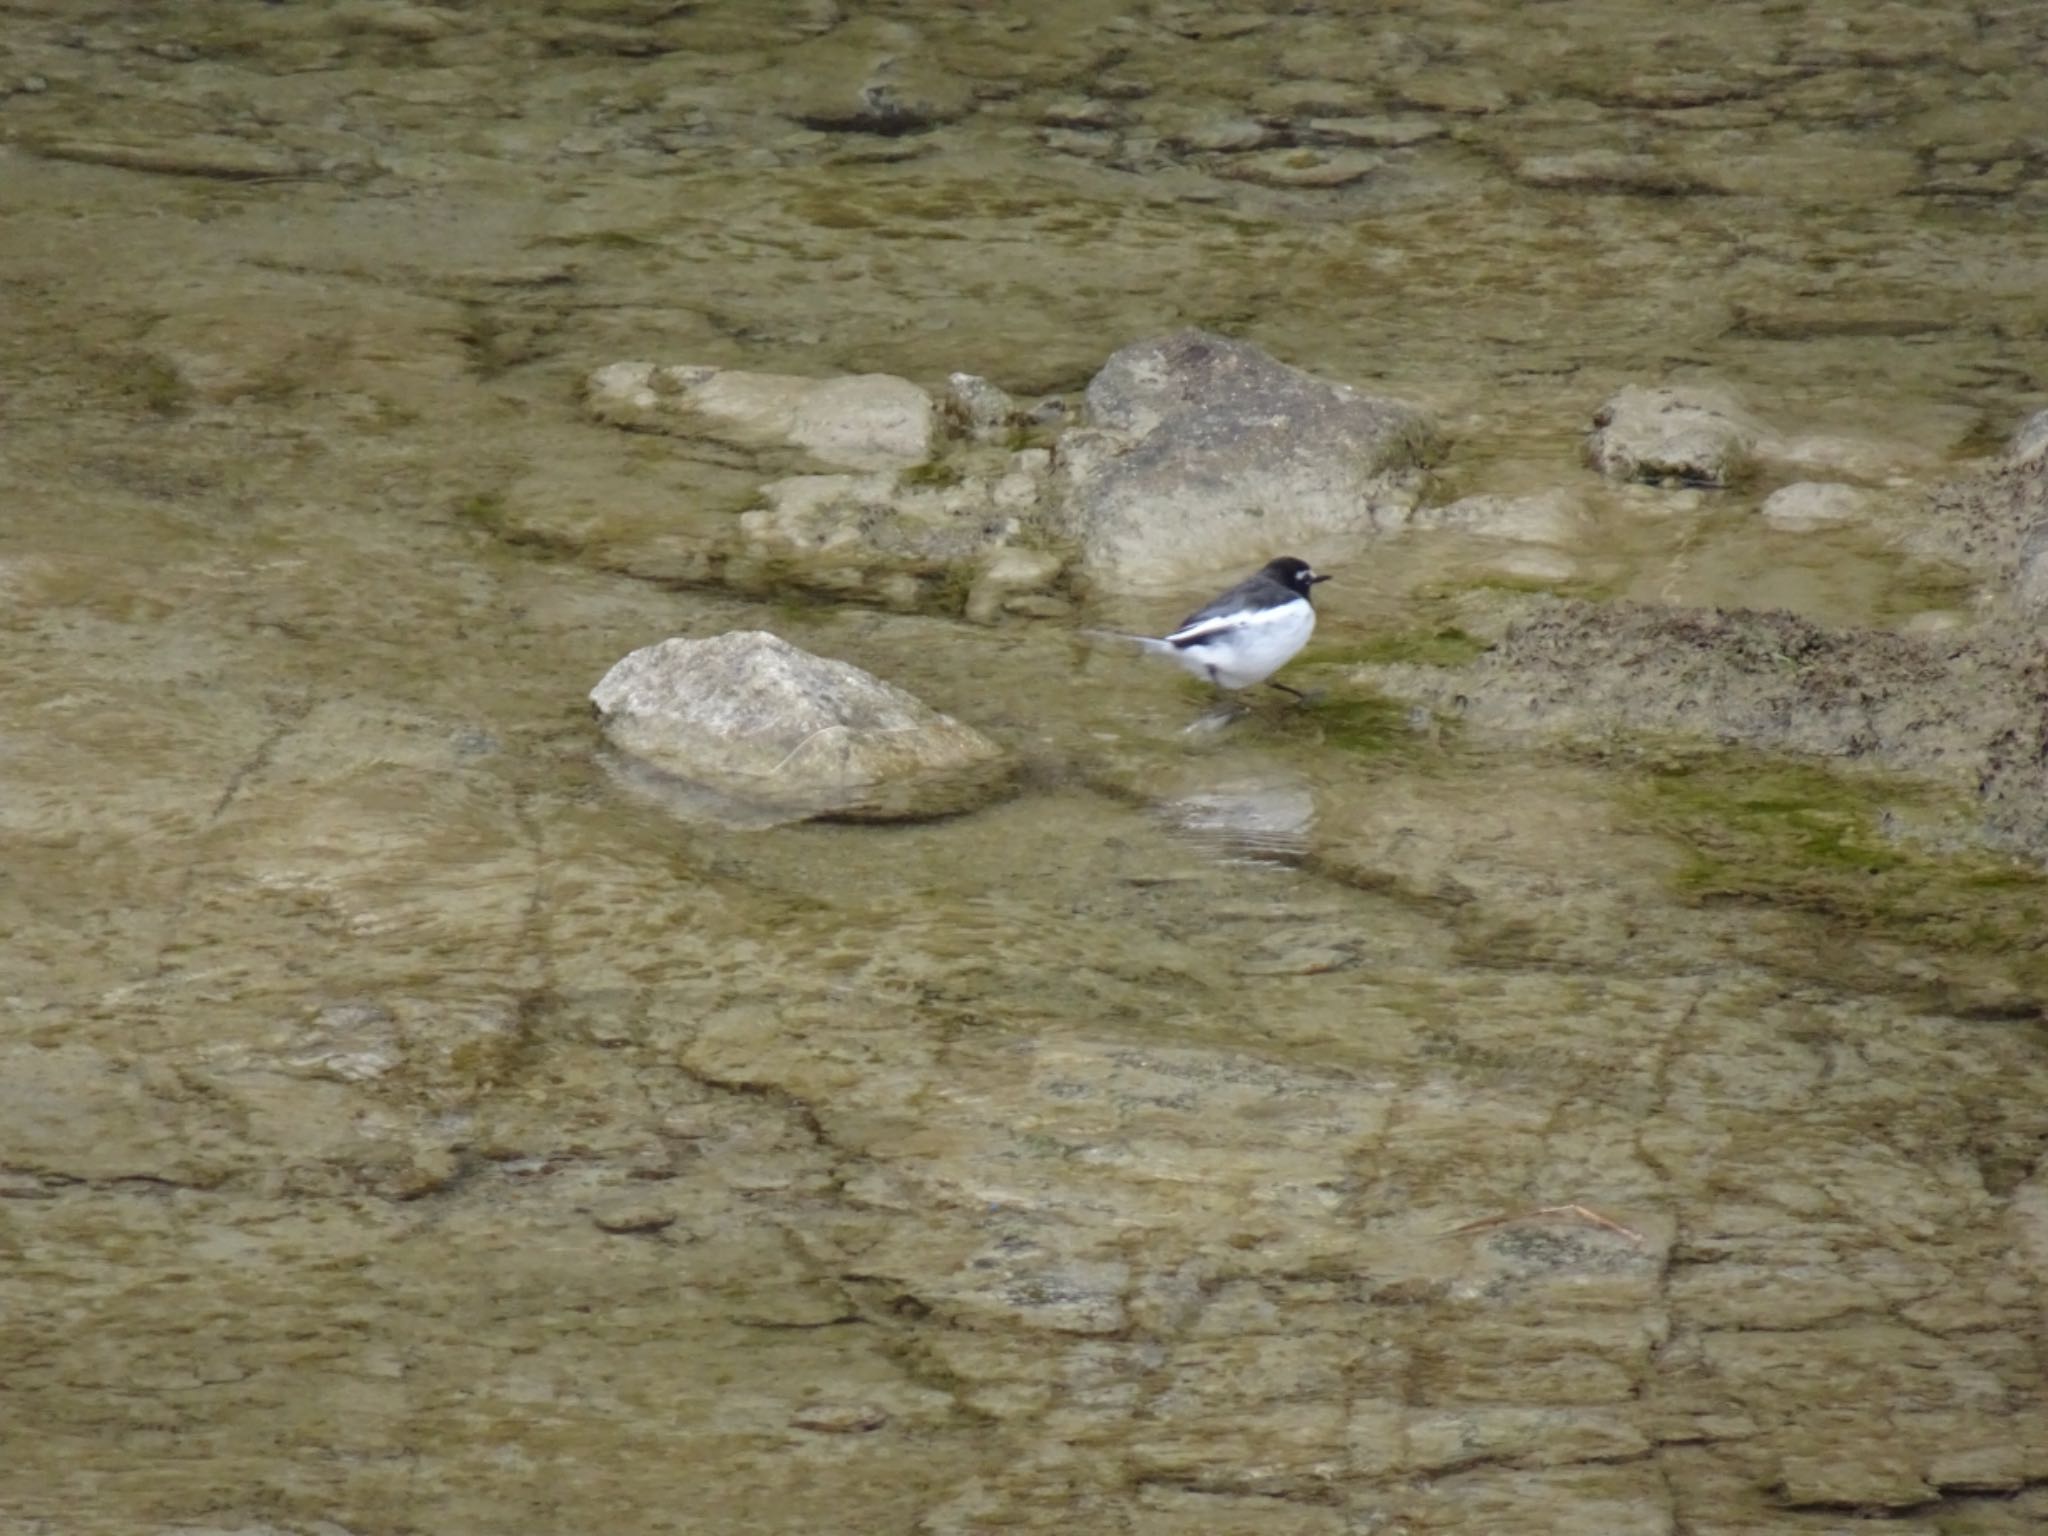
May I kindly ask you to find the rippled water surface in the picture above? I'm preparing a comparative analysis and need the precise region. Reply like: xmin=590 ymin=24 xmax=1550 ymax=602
xmin=4 ymin=2 xmax=2047 ymax=1531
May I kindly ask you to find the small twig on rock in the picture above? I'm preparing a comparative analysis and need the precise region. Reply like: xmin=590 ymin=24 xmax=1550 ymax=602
xmin=1445 ymin=1203 xmax=1646 ymax=1245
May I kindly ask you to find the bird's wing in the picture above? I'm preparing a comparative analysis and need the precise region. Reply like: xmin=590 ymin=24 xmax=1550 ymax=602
xmin=1165 ymin=574 xmax=1274 ymax=640
xmin=1164 ymin=610 xmax=1251 ymax=648
xmin=1167 ymin=585 xmax=1302 ymax=648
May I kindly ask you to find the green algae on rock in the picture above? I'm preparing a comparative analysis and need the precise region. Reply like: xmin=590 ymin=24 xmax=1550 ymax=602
xmin=1629 ymin=749 xmax=2048 ymax=998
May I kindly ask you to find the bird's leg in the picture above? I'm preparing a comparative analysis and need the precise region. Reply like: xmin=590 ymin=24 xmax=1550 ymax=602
xmin=1267 ymin=680 xmax=1311 ymax=702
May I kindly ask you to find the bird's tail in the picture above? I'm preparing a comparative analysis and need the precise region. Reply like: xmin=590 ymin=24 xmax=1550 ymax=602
xmin=1080 ymin=628 xmax=1175 ymax=656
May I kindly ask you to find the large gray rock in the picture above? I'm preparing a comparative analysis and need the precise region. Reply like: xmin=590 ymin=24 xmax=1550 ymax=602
xmin=1586 ymin=384 xmax=1762 ymax=487
xmin=585 ymin=362 xmax=936 ymax=471
xmin=589 ymin=632 xmax=1010 ymax=823
xmin=1053 ymin=331 xmax=1440 ymax=588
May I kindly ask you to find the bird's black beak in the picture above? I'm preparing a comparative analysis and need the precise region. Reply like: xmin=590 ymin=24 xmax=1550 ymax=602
xmin=1308 ymin=572 xmax=1332 ymax=585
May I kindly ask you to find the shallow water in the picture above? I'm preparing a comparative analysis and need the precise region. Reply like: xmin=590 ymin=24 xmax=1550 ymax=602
xmin=4 ymin=3 xmax=2048 ymax=1531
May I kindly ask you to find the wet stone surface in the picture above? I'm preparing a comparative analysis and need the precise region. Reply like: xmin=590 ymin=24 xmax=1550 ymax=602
xmin=3 ymin=1 xmax=2048 ymax=1533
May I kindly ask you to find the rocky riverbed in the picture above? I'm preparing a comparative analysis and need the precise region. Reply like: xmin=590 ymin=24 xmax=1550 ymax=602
xmin=3 ymin=3 xmax=2047 ymax=1533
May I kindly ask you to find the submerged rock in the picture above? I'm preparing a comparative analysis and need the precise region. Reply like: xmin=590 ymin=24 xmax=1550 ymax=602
xmin=726 ymin=452 xmax=1061 ymax=612
xmin=1303 ymin=115 xmax=1446 ymax=147
xmin=570 ymin=334 xmax=1441 ymax=608
xmin=1586 ymin=384 xmax=1761 ymax=488
xmin=1056 ymin=330 xmax=1439 ymax=588
xmin=585 ymin=362 xmax=936 ymax=471
xmin=964 ymin=546 xmax=1068 ymax=624
xmin=1480 ymin=545 xmax=1581 ymax=585
xmin=589 ymin=631 xmax=1010 ymax=823
xmin=1408 ymin=490 xmax=1585 ymax=546
xmin=1758 ymin=481 xmax=1872 ymax=530
xmin=1376 ymin=600 xmax=1999 ymax=768
xmin=776 ymin=18 xmax=972 ymax=135
xmin=1219 ymin=146 xmax=1383 ymax=186
xmin=1356 ymin=595 xmax=2048 ymax=861
xmin=1515 ymin=149 xmax=1710 ymax=196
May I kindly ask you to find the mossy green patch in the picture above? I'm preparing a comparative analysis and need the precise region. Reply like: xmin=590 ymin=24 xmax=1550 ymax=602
xmin=927 ymin=560 xmax=978 ymax=614
xmin=898 ymin=458 xmax=964 ymax=489
xmin=1874 ymin=561 xmax=1978 ymax=620
xmin=1654 ymin=763 xmax=1909 ymax=878
xmin=1312 ymin=694 xmax=1417 ymax=753
xmin=1627 ymin=749 xmax=2048 ymax=985
xmin=1262 ymin=690 xmax=1427 ymax=756
xmin=1320 ymin=625 xmax=1491 ymax=668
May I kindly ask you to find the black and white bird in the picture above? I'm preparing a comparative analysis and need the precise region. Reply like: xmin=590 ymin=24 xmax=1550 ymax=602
xmin=1094 ymin=556 xmax=1331 ymax=698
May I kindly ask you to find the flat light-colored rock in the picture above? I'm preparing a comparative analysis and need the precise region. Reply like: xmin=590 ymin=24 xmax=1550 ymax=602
xmin=1774 ymin=1451 xmax=1936 ymax=1510
xmin=585 ymin=362 xmax=936 ymax=471
xmin=1056 ymin=330 xmax=1439 ymax=587
xmin=1758 ymin=430 xmax=1945 ymax=482
xmin=1306 ymin=115 xmax=1446 ymax=147
xmin=1220 ymin=147 xmax=1383 ymax=187
xmin=1038 ymin=97 xmax=1126 ymax=131
xmin=1169 ymin=116 xmax=1279 ymax=153
xmin=1409 ymin=490 xmax=1585 ymax=545
xmin=1759 ymin=481 xmax=1872 ymax=530
xmin=1480 ymin=545 xmax=1581 ymax=584
xmin=1516 ymin=149 xmax=1707 ymax=195
xmin=1586 ymin=384 xmax=1762 ymax=488
xmin=589 ymin=631 xmax=1010 ymax=822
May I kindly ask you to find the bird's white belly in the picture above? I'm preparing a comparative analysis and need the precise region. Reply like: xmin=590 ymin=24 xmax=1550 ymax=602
xmin=1171 ymin=600 xmax=1315 ymax=689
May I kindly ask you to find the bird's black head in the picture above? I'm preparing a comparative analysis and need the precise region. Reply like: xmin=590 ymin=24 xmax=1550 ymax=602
xmin=1263 ymin=556 xmax=1330 ymax=598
